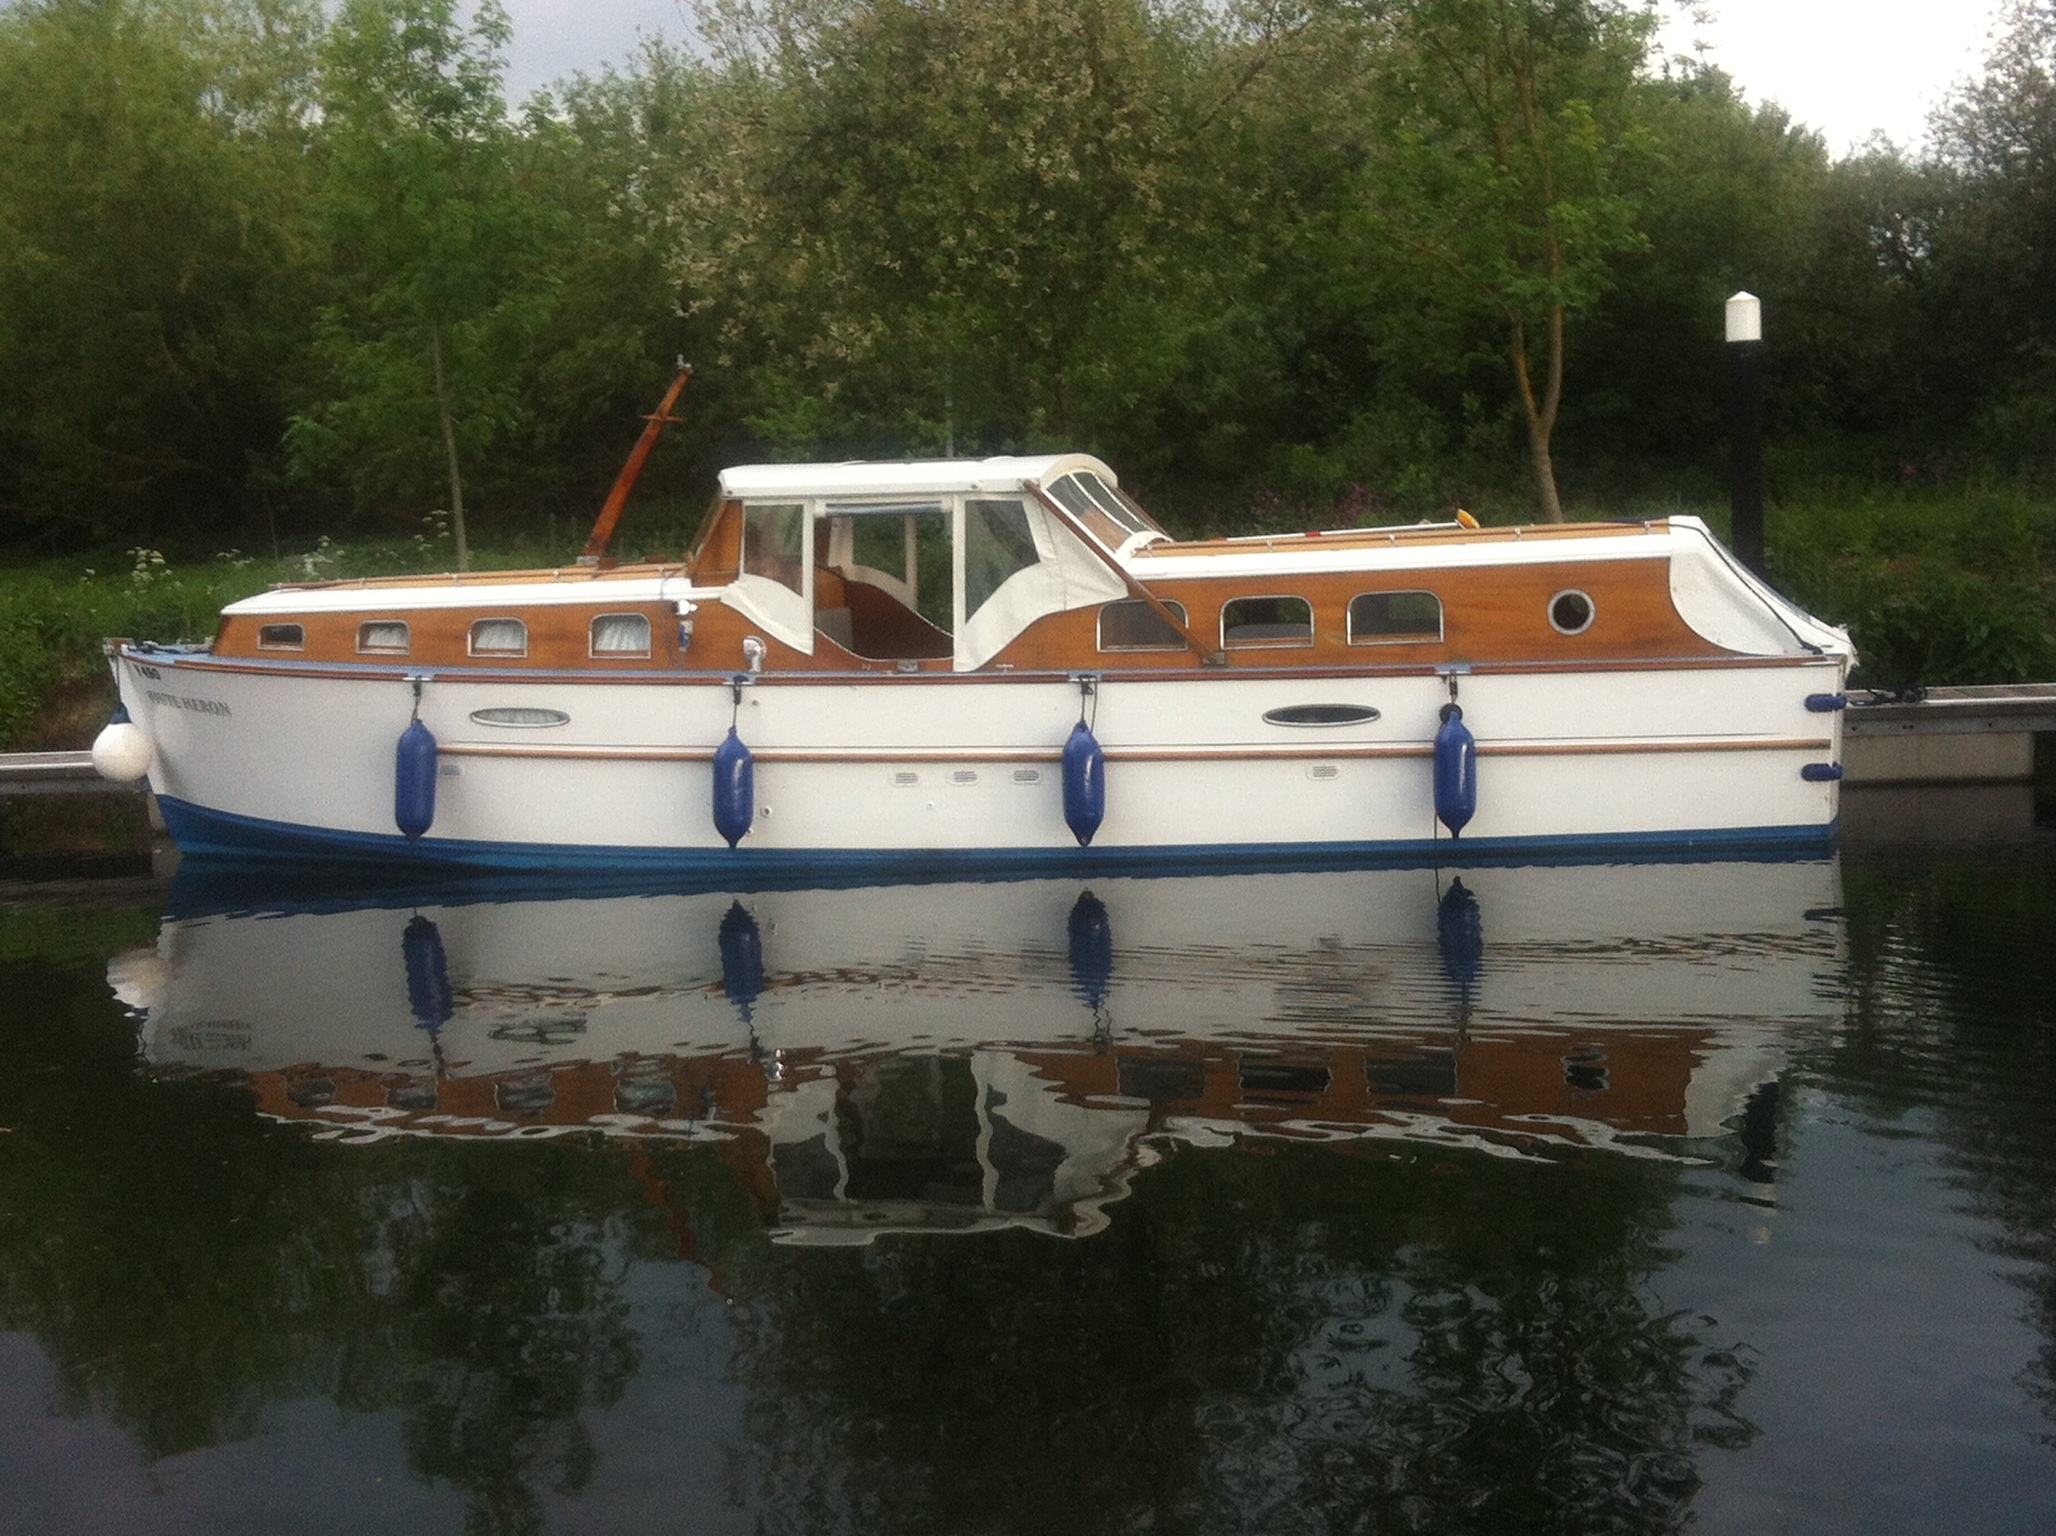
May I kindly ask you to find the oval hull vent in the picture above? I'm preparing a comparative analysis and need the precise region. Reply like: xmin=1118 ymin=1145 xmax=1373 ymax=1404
xmin=470 ymin=707 xmax=570 ymax=729
xmin=1262 ymin=704 xmax=1380 ymax=728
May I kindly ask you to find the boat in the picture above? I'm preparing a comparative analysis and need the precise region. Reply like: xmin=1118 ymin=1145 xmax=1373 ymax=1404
xmin=114 ymin=858 xmax=1838 ymax=1241
xmin=94 ymin=385 xmax=1854 ymax=870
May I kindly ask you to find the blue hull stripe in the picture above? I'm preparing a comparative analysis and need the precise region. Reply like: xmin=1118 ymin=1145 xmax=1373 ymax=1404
xmin=156 ymin=794 xmax=1837 ymax=879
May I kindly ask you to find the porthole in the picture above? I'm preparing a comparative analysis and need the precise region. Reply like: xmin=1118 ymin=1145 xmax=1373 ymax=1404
xmin=357 ymin=620 xmax=410 ymax=655
xmin=1548 ymin=589 xmax=1596 ymax=636
xmin=469 ymin=617 xmax=528 ymax=657
xmin=256 ymin=623 xmax=304 ymax=651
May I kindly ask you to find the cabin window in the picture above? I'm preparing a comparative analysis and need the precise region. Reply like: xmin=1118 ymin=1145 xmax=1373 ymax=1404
xmin=1549 ymin=589 xmax=1596 ymax=635
xmin=589 ymin=612 xmax=651 ymax=657
xmin=848 ymin=511 xmax=911 ymax=583
xmin=256 ymin=623 xmax=304 ymax=650
xmin=356 ymin=620 xmax=410 ymax=655
xmin=906 ymin=509 xmax=955 ymax=633
xmin=964 ymin=498 xmax=1040 ymax=616
xmin=1348 ymin=590 xmax=1443 ymax=645
xmin=1098 ymin=598 xmax=1189 ymax=652
xmin=741 ymin=502 xmax=806 ymax=595
xmin=816 ymin=501 xmax=955 ymax=658
xmin=468 ymin=618 xmax=528 ymax=657
xmin=1221 ymin=595 xmax=1314 ymax=648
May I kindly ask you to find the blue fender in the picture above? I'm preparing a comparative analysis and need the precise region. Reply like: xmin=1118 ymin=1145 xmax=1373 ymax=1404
xmin=394 ymin=718 xmax=438 ymax=839
xmin=712 ymin=726 xmax=755 ymax=848
xmin=1433 ymin=704 xmax=1477 ymax=838
xmin=1062 ymin=721 xmax=1106 ymax=846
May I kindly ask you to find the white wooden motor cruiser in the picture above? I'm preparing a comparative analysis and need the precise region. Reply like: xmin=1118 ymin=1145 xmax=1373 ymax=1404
xmin=98 ymin=391 xmax=1853 ymax=871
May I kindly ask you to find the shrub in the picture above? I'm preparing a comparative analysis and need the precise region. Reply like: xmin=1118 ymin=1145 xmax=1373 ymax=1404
xmin=1769 ymin=485 xmax=2056 ymax=687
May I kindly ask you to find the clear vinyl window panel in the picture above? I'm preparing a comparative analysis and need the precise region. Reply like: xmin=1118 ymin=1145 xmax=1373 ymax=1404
xmin=1046 ymin=474 xmax=1132 ymax=550
xmin=741 ymin=502 xmax=807 ymax=595
xmin=964 ymin=498 xmax=1041 ymax=617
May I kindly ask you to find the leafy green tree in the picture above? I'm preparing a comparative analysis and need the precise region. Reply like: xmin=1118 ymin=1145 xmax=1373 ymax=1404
xmin=0 ymin=0 xmax=321 ymax=544
xmin=494 ymin=46 xmax=716 ymax=536
xmin=674 ymin=0 xmax=1228 ymax=459
xmin=1357 ymin=0 xmax=1653 ymax=520
xmin=292 ymin=0 xmax=544 ymax=568
xmin=1932 ymin=0 xmax=2056 ymax=464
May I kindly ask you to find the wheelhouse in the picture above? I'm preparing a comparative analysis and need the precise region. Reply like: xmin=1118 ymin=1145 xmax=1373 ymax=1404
xmin=697 ymin=454 xmax=1158 ymax=669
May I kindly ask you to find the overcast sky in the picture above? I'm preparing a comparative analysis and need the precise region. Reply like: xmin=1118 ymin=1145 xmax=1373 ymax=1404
xmin=498 ymin=0 xmax=2016 ymax=157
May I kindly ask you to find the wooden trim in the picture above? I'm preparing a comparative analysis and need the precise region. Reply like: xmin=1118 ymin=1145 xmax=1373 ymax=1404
xmin=264 ymin=562 xmax=689 ymax=594
xmin=131 ymin=646 xmax=1830 ymax=686
xmin=440 ymin=742 xmax=717 ymax=762
xmin=436 ymin=735 xmax=1831 ymax=766
xmin=1141 ymin=519 xmax=1663 ymax=557
xmin=1106 ymin=744 xmax=1429 ymax=762
xmin=1482 ymin=737 xmax=1830 ymax=758
xmin=438 ymin=743 xmax=1057 ymax=764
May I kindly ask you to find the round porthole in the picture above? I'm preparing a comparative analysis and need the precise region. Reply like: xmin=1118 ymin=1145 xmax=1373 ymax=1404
xmin=1549 ymin=589 xmax=1595 ymax=635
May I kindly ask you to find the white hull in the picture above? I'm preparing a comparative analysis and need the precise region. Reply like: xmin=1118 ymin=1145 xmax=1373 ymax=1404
xmin=117 ymin=649 xmax=1847 ymax=868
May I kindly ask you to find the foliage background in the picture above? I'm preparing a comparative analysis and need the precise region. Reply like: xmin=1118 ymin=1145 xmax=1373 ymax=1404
xmin=2 ymin=0 xmax=2055 ymax=740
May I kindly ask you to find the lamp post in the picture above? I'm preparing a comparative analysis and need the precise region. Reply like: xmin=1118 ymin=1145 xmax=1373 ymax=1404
xmin=1726 ymin=291 xmax=1765 ymax=576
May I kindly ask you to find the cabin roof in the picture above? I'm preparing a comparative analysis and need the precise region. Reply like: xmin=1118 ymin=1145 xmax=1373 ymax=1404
xmin=718 ymin=453 xmax=1118 ymax=502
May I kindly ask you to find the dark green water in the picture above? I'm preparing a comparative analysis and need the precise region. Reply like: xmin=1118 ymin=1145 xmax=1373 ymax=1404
xmin=1 ymin=839 xmax=2053 ymax=1535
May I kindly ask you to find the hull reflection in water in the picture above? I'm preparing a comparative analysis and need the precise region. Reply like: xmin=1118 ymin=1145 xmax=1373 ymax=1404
xmin=115 ymin=859 xmax=1842 ymax=1242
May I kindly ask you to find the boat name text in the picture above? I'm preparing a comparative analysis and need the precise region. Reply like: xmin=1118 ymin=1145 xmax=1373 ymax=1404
xmin=146 ymin=690 xmax=233 ymax=718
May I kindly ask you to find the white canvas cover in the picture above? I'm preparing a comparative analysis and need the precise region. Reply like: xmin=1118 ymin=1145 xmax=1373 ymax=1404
xmin=1666 ymin=519 xmax=1854 ymax=659
xmin=957 ymin=498 xmax=1126 ymax=670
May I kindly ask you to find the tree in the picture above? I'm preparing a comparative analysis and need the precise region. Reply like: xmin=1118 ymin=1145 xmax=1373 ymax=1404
xmin=673 ymin=0 xmax=1225 ymax=459
xmin=1359 ymin=0 xmax=1652 ymax=520
xmin=0 ymin=0 xmax=321 ymax=543
xmin=1932 ymin=0 xmax=2056 ymax=463
xmin=293 ymin=0 xmax=542 ymax=568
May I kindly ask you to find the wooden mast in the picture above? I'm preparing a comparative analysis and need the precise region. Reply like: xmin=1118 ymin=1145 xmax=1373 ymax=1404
xmin=579 ymin=363 xmax=693 ymax=565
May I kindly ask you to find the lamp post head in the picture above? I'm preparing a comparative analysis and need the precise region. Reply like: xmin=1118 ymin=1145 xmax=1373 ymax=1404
xmin=1726 ymin=291 xmax=1762 ymax=344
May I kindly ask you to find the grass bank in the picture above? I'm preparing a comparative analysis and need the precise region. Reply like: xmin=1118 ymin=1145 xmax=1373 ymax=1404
xmin=1763 ymin=482 xmax=2056 ymax=689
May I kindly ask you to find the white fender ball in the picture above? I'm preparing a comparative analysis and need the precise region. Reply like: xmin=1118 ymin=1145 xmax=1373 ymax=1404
xmin=92 ymin=720 xmax=154 ymax=783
